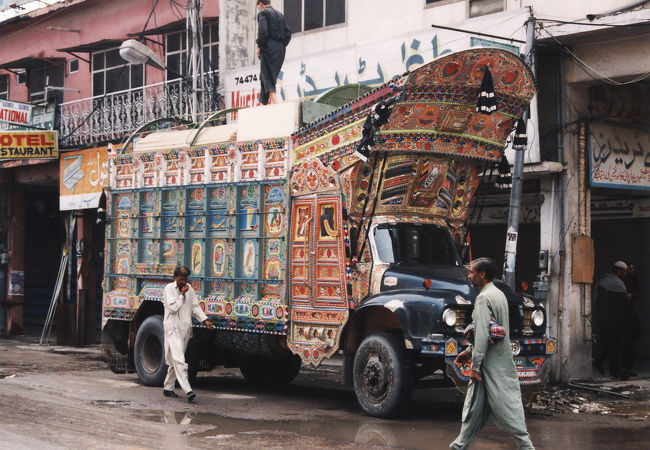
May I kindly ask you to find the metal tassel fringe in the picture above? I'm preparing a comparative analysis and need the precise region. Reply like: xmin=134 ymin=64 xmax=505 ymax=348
xmin=476 ymin=68 xmax=496 ymax=114
xmin=495 ymin=154 xmax=512 ymax=189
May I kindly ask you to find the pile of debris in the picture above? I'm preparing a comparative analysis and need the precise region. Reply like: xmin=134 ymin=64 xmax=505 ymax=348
xmin=526 ymin=386 xmax=612 ymax=415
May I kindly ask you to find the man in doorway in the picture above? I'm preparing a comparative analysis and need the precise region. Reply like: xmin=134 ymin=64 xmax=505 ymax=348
xmin=163 ymin=266 xmax=213 ymax=402
xmin=593 ymin=261 xmax=629 ymax=379
xmin=451 ymin=258 xmax=534 ymax=450
xmin=622 ymin=262 xmax=640 ymax=377
xmin=256 ymin=0 xmax=291 ymax=104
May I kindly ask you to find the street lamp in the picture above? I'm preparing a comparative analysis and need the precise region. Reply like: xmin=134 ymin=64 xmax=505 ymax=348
xmin=119 ymin=39 xmax=166 ymax=71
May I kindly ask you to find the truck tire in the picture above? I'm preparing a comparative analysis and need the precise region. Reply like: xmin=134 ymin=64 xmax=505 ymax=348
xmin=353 ymin=332 xmax=414 ymax=418
xmin=240 ymin=354 xmax=301 ymax=386
xmin=134 ymin=315 xmax=168 ymax=387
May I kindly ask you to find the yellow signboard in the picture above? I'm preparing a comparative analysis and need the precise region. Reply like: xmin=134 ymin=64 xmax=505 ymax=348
xmin=0 ymin=131 xmax=58 ymax=159
xmin=59 ymin=146 xmax=109 ymax=210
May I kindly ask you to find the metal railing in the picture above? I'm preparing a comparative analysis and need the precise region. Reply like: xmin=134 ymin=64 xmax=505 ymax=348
xmin=59 ymin=71 xmax=221 ymax=147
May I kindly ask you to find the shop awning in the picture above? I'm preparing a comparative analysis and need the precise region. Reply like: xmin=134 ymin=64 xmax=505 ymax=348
xmin=128 ymin=17 xmax=218 ymax=37
xmin=133 ymin=123 xmax=237 ymax=153
xmin=0 ymin=56 xmax=64 ymax=70
xmin=57 ymin=39 xmax=123 ymax=53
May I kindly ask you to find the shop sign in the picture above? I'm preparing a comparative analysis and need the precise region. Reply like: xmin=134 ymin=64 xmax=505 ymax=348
xmin=0 ymin=130 xmax=57 ymax=159
xmin=0 ymin=99 xmax=32 ymax=127
xmin=589 ymin=122 xmax=650 ymax=191
xmin=471 ymin=204 xmax=541 ymax=224
xmin=591 ymin=198 xmax=650 ymax=220
xmin=59 ymin=147 xmax=109 ymax=210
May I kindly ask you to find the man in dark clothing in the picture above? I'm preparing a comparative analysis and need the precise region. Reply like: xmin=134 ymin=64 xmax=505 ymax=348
xmin=593 ymin=261 xmax=629 ymax=379
xmin=622 ymin=263 xmax=640 ymax=377
xmin=256 ymin=0 xmax=291 ymax=105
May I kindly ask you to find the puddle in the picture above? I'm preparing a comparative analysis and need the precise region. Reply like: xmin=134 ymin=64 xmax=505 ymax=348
xmin=130 ymin=401 xmax=650 ymax=448
xmin=603 ymin=401 xmax=650 ymax=420
xmin=91 ymin=400 xmax=132 ymax=407
xmin=133 ymin=410 xmax=477 ymax=448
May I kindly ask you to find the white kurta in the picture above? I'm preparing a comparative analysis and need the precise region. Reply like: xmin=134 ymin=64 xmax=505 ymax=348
xmin=162 ymin=281 xmax=208 ymax=393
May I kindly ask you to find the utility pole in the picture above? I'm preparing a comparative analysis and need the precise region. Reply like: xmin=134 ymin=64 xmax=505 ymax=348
xmin=503 ymin=10 xmax=535 ymax=289
xmin=186 ymin=0 xmax=204 ymax=121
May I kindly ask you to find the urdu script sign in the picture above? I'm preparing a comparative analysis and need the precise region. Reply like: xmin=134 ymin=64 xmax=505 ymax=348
xmin=589 ymin=122 xmax=650 ymax=191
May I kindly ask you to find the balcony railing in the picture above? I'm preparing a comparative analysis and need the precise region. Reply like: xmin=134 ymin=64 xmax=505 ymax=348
xmin=59 ymin=72 xmax=221 ymax=148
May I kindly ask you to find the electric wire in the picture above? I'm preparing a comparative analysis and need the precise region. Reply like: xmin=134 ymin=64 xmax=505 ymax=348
xmin=539 ymin=25 xmax=650 ymax=86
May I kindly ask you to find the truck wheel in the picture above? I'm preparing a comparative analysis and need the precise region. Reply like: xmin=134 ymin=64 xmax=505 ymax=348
xmin=353 ymin=332 xmax=414 ymax=418
xmin=240 ymin=354 xmax=301 ymax=386
xmin=134 ymin=315 xmax=167 ymax=387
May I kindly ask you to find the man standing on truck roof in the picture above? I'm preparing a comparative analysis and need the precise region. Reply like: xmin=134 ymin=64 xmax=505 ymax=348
xmin=256 ymin=0 xmax=291 ymax=105
xmin=450 ymin=258 xmax=534 ymax=450
xmin=162 ymin=266 xmax=213 ymax=402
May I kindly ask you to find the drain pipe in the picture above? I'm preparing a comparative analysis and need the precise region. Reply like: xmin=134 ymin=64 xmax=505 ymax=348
xmin=553 ymin=53 xmax=566 ymax=383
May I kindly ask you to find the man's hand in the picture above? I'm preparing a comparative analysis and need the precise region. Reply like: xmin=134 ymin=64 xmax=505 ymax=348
xmin=256 ymin=47 xmax=261 ymax=58
xmin=204 ymin=319 xmax=214 ymax=329
xmin=469 ymin=369 xmax=482 ymax=383
xmin=455 ymin=349 xmax=470 ymax=365
xmin=181 ymin=284 xmax=189 ymax=295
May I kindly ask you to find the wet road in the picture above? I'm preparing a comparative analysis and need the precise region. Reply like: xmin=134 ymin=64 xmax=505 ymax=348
xmin=0 ymin=338 xmax=648 ymax=449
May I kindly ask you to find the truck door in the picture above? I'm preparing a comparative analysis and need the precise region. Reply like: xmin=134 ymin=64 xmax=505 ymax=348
xmin=288 ymin=194 xmax=349 ymax=366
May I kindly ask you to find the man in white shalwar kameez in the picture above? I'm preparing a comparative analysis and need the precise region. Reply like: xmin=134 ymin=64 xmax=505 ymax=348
xmin=163 ymin=266 xmax=213 ymax=402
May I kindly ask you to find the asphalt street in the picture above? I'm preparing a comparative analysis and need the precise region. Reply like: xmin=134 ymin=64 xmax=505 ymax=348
xmin=0 ymin=337 xmax=648 ymax=449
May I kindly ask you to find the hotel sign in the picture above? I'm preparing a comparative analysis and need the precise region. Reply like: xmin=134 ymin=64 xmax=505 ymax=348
xmin=0 ymin=131 xmax=58 ymax=159
xmin=0 ymin=99 xmax=32 ymax=127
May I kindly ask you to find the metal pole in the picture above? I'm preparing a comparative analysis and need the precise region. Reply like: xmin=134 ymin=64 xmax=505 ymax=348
xmin=186 ymin=0 xmax=204 ymax=121
xmin=503 ymin=12 xmax=536 ymax=290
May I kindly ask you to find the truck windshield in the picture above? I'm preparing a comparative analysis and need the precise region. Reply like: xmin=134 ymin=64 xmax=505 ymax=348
xmin=374 ymin=224 xmax=460 ymax=266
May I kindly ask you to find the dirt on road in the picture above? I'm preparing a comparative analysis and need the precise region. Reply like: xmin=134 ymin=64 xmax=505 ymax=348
xmin=0 ymin=337 xmax=648 ymax=449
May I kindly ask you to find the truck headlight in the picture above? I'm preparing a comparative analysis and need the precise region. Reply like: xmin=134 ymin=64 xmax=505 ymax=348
xmin=442 ymin=308 xmax=457 ymax=327
xmin=532 ymin=309 xmax=544 ymax=327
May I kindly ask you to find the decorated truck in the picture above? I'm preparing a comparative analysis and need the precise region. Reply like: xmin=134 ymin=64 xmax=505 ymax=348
xmin=102 ymin=48 xmax=555 ymax=418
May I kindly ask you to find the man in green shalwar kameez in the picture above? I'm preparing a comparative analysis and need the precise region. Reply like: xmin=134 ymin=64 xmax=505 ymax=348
xmin=450 ymin=258 xmax=534 ymax=450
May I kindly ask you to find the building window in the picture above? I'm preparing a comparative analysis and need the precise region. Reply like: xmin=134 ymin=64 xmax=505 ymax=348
xmin=91 ymin=47 xmax=144 ymax=97
xmin=165 ymin=21 xmax=219 ymax=80
xmin=469 ymin=0 xmax=504 ymax=17
xmin=69 ymin=59 xmax=79 ymax=74
xmin=284 ymin=0 xmax=345 ymax=33
xmin=0 ymin=75 xmax=7 ymax=100
xmin=16 ymin=69 xmax=25 ymax=85
xmin=28 ymin=64 xmax=65 ymax=104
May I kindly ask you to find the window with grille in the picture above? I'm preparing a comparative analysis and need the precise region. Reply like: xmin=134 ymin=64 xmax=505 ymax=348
xmin=469 ymin=0 xmax=504 ymax=17
xmin=283 ymin=0 xmax=345 ymax=33
xmin=165 ymin=20 xmax=219 ymax=80
xmin=28 ymin=64 xmax=65 ymax=104
xmin=16 ymin=69 xmax=25 ymax=85
xmin=91 ymin=47 xmax=144 ymax=97
xmin=0 ymin=75 xmax=7 ymax=100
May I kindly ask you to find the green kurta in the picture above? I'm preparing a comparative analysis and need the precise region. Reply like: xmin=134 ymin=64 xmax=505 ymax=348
xmin=450 ymin=282 xmax=534 ymax=450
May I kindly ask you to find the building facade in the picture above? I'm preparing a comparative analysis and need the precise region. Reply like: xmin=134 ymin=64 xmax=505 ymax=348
xmin=0 ymin=0 xmax=220 ymax=342
xmin=0 ymin=0 xmax=648 ymax=383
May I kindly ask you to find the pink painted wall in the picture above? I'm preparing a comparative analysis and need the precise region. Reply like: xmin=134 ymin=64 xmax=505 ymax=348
xmin=0 ymin=0 xmax=219 ymax=103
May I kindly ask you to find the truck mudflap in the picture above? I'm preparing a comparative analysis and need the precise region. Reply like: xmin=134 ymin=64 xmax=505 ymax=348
xmin=443 ymin=337 xmax=556 ymax=390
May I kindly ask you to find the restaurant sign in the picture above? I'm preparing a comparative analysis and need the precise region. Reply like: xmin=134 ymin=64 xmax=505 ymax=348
xmin=0 ymin=130 xmax=58 ymax=159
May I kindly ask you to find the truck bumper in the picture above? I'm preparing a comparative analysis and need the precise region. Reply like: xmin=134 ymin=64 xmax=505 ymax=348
xmin=443 ymin=337 xmax=556 ymax=389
